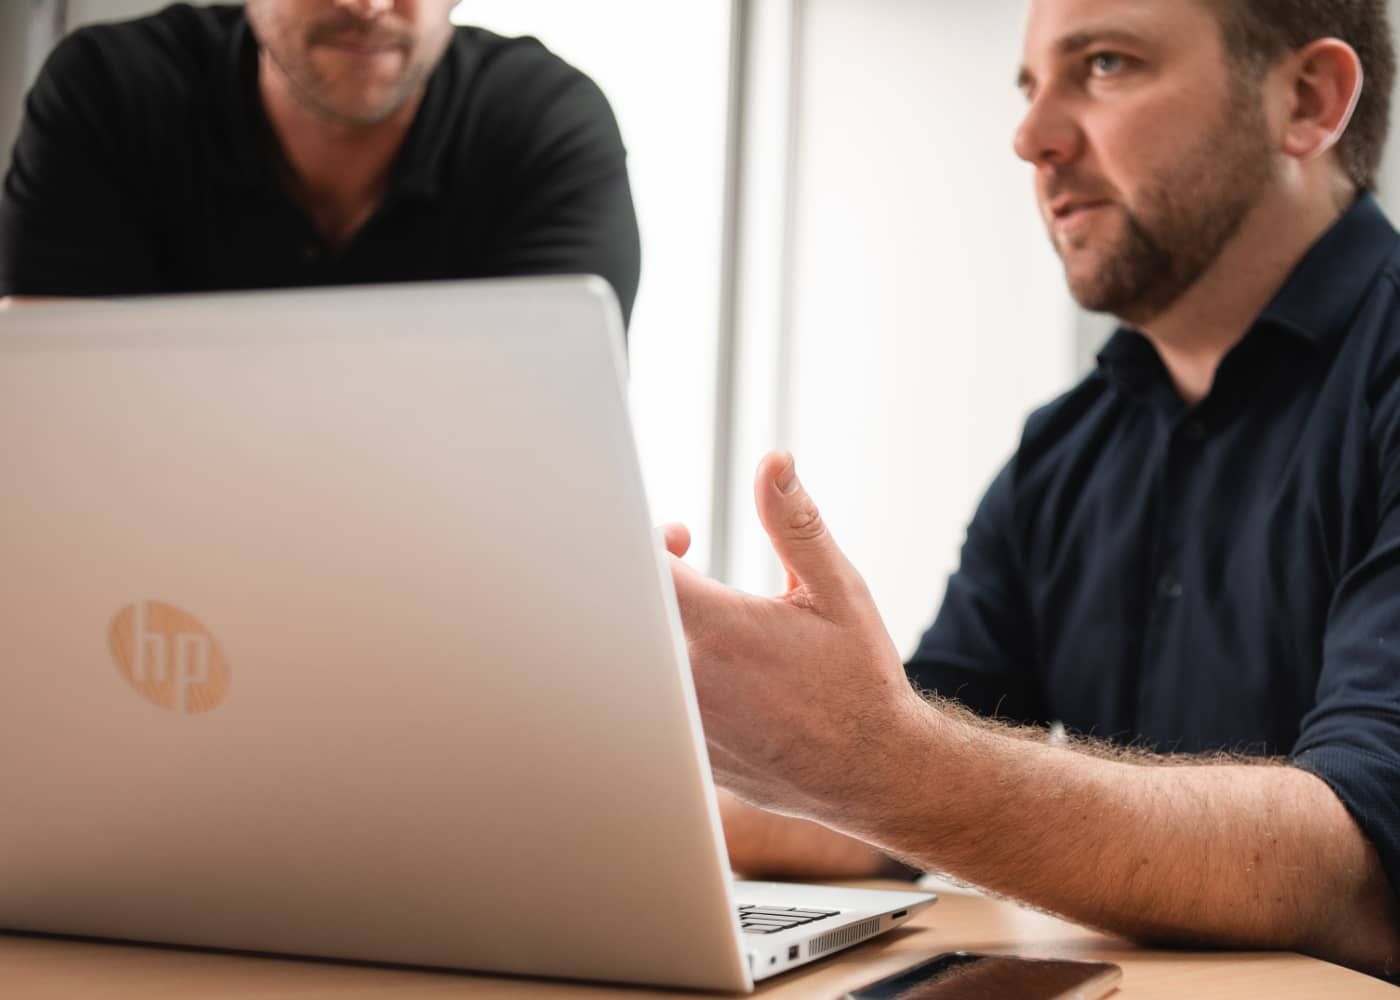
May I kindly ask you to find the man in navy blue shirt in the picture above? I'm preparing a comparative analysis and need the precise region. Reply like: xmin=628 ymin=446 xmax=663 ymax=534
xmin=664 ymin=0 xmax=1400 ymax=979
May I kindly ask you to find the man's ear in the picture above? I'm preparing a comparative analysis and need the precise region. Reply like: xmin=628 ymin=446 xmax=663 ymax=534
xmin=1280 ymin=38 xmax=1364 ymax=164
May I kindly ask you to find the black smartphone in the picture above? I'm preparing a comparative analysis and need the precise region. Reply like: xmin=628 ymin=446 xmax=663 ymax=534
xmin=844 ymin=951 xmax=1122 ymax=1000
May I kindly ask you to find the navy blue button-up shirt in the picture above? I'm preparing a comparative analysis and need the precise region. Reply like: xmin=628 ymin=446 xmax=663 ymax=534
xmin=908 ymin=193 xmax=1400 ymax=902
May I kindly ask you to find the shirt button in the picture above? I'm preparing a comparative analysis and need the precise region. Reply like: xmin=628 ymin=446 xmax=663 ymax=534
xmin=1157 ymin=573 xmax=1183 ymax=601
xmin=1183 ymin=419 xmax=1207 ymax=441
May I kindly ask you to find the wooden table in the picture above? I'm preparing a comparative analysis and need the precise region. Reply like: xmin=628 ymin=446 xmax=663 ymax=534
xmin=2 ymin=882 xmax=1393 ymax=998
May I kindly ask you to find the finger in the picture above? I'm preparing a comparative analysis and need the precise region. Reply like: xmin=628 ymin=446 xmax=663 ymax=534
xmin=753 ymin=451 xmax=861 ymax=606
xmin=659 ymin=522 xmax=691 ymax=558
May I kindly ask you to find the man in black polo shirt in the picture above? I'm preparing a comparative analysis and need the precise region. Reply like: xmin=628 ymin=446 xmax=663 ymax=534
xmin=0 ymin=1 xmax=639 ymax=322
xmin=663 ymin=0 xmax=1400 ymax=979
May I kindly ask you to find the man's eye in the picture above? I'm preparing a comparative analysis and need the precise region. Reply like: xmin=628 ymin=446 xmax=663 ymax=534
xmin=1088 ymin=52 xmax=1126 ymax=76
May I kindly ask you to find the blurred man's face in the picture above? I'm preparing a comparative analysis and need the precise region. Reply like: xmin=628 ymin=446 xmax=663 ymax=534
xmin=1013 ymin=0 xmax=1276 ymax=325
xmin=247 ymin=0 xmax=457 ymax=126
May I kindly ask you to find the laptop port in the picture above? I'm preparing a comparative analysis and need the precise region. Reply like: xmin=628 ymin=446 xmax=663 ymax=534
xmin=892 ymin=910 xmax=908 ymax=919
xmin=788 ymin=945 xmax=799 ymax=960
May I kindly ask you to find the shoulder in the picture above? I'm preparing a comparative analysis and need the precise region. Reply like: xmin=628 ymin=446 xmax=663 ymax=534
xmin=451 ymin=26 xmax=604 ymax=100
xmin=40 ymin=4 xmax=237 ymax=93
xmin=1347 ymin=248 xmax=1400 ymax=491
xmin=32 ymin=3 xmax=239 ymax=132
xmin=440 ymin=26 xmax=621 ymax=150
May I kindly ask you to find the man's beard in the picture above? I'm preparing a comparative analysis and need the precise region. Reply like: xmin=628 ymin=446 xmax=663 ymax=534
xmin=249 ymin=1 xmax=429 ymax=128
xmin=1053 ymin=82 xmax=1275 ymax=326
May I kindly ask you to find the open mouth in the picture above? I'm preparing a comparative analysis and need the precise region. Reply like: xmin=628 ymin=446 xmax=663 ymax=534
xmin=1053 ymin=199 xmax=1110 ymax=221
xmin=1051 ymin=199 xmax=1112 ymax=240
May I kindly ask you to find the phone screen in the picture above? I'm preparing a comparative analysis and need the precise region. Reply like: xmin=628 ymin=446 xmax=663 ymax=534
xmin=846 ymin=952 xmax=1121 ymax=1000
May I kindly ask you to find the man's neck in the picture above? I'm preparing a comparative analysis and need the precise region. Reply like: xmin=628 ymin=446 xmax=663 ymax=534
xmin=1134 ymin=177 xmax=1352 ymax=405
xmin=257 ymin=54 xmax=425 ymax=249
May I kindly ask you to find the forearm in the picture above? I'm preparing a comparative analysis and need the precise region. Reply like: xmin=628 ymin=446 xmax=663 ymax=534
xmin=840 ymin=702 xmax=1400 ymax=976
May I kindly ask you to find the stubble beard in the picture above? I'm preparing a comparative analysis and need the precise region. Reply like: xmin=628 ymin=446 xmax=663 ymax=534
xmin=249 ymin=3 xmax=437 ymax=128
xmin=1056 ymin=81 xmax=1276 ymax=327
xmin=274 ymin=43 xmax=425 ymax=128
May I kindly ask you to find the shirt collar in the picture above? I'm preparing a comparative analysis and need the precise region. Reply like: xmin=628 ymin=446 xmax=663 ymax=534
xmin=1255 ymin=191 xmax=1398 ymax=345
xmin=1098 ymin=192 xmax=1399 ymax=391
xmin=1096 ymin=327 xmax=1168 ymax=401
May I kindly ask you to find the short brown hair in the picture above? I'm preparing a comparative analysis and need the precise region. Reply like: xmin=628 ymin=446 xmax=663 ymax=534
xmin=1205 ymin=0 xmax=1395 ymax=191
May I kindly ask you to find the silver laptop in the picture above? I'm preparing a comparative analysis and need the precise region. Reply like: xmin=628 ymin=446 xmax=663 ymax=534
xmin=0 ymin=278 xmax=933 ymax=993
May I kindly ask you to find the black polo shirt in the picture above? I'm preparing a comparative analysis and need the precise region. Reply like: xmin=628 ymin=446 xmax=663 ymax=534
xmin=0 ymin=3 xmax=640 ymax=324
xmin=908 ymin=193 xmax=1400 ymax=904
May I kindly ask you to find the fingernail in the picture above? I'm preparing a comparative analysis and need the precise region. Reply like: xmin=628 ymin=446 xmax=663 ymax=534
xmin=776 ymin=453 xmax=799 ymax=495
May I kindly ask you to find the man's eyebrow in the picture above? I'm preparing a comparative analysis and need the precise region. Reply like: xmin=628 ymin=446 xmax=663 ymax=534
xmin=1056 ymin=28 xmax=1148 ymax=56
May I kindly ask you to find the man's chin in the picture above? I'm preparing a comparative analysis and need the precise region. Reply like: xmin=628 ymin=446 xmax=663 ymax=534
xmin=1063 ymin=258 xmax=1113 ymax=311
xmin=1064 ymin=267 xmax=1137 ymax=320
xmin=307 ymin=87 xmax=413 ymax=127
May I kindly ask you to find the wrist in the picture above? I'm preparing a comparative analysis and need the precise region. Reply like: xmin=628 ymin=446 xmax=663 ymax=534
xmin=837 ymin=688 xmax=947 ymax=842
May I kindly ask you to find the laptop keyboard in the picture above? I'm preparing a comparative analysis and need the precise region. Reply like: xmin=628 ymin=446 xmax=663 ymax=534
xmin=736 ymin=904 xmax=840 ymax=935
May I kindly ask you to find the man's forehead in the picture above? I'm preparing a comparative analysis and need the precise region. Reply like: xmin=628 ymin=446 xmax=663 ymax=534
xmin=1020 ymin=0 xmax=1213 ymax=61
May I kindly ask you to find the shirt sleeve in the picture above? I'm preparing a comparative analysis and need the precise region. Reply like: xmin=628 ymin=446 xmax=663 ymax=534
xmin=1291 ymin=377 xmax=1400 ymax=904
xmin=0 ymin=28 xmax=164 ymax=297
xmin=904 ymin=459 xmax=1044 ymax=724
xmin=474 ymin=65 xmax=641 ymax=330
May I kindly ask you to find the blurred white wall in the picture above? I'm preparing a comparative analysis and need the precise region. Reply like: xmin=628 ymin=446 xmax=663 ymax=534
xmin=0 ymin=2 xmax=31 ymax=171
xmin=739 ymin=0 xmax=1075 ymax=657
xmin=66 ymin=0 xmax=186 ymax=22
xmin=453 ymin=3 xmax=734 ymax=577
xmin=0 ymin=0 xmax=66 ymax=175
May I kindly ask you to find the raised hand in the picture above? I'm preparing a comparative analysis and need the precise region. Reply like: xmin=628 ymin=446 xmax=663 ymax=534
xmin=663 ymin=452 xmax=923 ymax=821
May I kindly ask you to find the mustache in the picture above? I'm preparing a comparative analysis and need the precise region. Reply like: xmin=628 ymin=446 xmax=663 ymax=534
xmin=1042 ymin=173 xmax=1119 ymax=210
xmin=307 ymin=12 xmax=413 ymax=50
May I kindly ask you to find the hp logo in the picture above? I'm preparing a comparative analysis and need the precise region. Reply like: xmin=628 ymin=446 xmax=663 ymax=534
xmin=109 ymin=601 xmax=231 ymax=714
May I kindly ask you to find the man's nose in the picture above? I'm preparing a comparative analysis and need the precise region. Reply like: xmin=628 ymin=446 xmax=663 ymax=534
xmin=1013 ymin=91 xmax=1083 ymax=167
xmin=333 ymin=0 xmax=394 ymax=17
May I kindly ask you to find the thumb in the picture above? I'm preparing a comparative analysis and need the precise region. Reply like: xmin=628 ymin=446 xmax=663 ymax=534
xmin=754 ymin=452 xmax=862 ymax=608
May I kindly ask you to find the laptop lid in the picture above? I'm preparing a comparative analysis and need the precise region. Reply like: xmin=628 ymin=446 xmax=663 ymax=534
xmin=0 ymin=278 xmax=752 ymax=992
